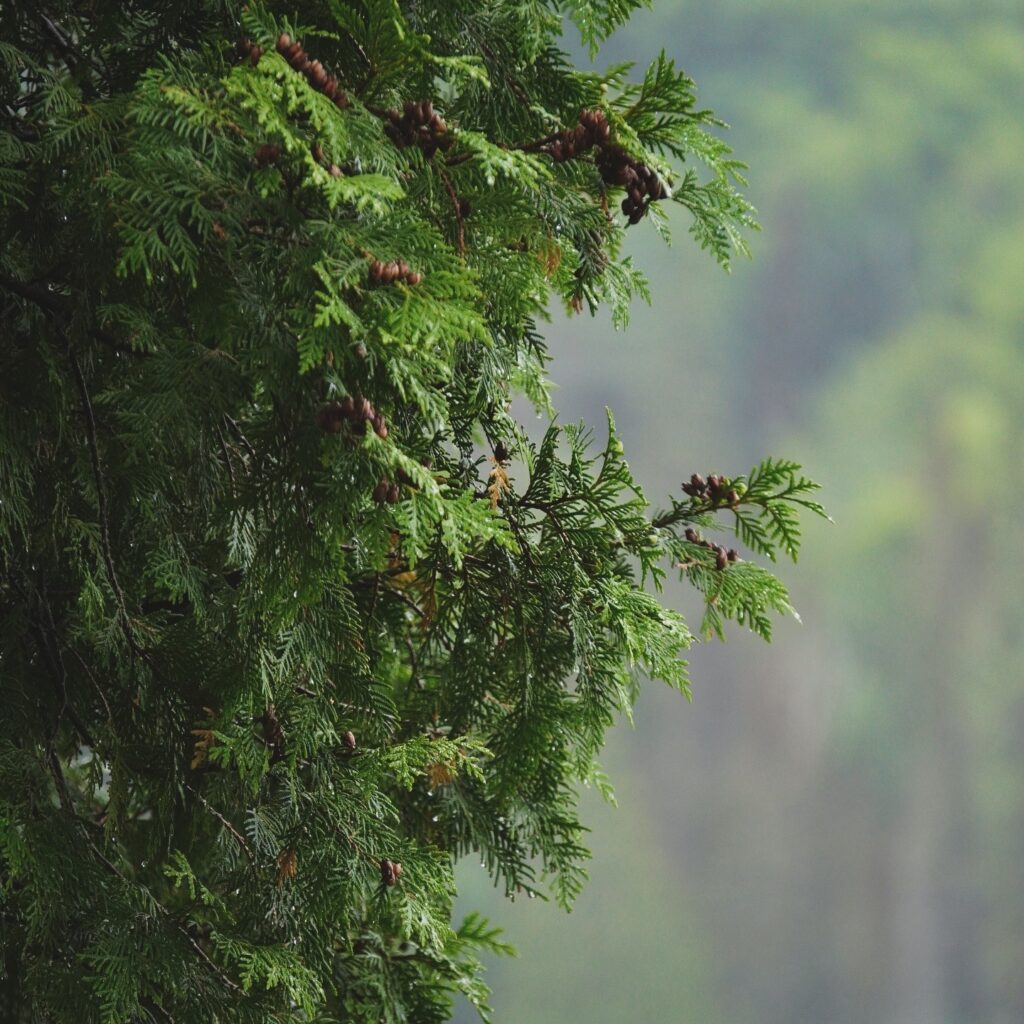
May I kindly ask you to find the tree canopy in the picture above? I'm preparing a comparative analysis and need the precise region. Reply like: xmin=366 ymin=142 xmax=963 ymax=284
xmin=0 ymin=2 xmax=822 ymax=1020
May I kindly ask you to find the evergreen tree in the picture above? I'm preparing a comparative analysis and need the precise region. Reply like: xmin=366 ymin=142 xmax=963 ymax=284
xmin=0 ymin=2 xmax=824 ymax=1020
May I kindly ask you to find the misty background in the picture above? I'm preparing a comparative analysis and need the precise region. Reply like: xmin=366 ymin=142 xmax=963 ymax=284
xmin=453 ymin=2 xmax=1024 ymax=1022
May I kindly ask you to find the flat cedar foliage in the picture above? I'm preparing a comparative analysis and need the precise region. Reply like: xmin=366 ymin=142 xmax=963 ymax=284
xmin=0 ymin=2 xmax=826 ymax=1021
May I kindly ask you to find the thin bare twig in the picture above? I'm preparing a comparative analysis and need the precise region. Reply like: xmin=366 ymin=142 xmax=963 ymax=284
xmin=439 ymin=169 xmax=466 ymax=256
xmin=68 ymin=644 xmax=114 ymax=729
xmin=185 ymin=783 xmax=255 ymax=862
xmin=86 ymin=834 xmax=244 ymax=995
xmin=34 ymin=9 xmax=106 ymax=78
xmin=223 ymin=414 xmax=257 ymax=461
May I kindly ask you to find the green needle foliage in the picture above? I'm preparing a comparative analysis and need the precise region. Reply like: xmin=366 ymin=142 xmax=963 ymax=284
xmin=0 ymin=2 xmax=825 ymax=1021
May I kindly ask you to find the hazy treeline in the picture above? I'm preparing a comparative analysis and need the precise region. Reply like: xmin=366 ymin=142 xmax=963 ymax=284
xmin=455 ymin=2 xmax=1024 ymax=1022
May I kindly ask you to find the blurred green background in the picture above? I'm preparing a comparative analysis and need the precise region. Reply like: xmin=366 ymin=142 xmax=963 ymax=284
xmin=454 ymin=2 xmax=1024 ymax=1022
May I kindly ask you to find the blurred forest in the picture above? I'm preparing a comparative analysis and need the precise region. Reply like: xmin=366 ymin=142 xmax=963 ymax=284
xmin=454 ymin=2 xmax=1024 ymax=1023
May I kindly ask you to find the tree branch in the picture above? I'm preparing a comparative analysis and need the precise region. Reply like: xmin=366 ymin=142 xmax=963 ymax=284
xmin=67 ymin=346 xmax=132 ymax=634
xmin=185 ymin=783 xmax=255 ymax=862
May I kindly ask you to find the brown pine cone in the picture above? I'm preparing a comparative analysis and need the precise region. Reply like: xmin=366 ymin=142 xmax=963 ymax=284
xmin=255 ymin=143 xmax=281 ymax=167
xmin=317 ymin=400 xmax=344 ymax=433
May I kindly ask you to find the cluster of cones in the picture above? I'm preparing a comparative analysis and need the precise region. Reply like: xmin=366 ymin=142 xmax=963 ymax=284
xmin=380 ymin=857 xmax=403 ymax=886
xmin=595 ymin=147 xmax=670 ymax=225
xmin=544 ymin=109 xmax=669 ymax=226
xmin=317 ymin=396 xmax=388 ymax=440
xmin=368 ymin=258 xmax=423 ymax=287
xmin=682 ymin=472 xmax=740 ymax=508
xmin=547 ymin=108 xmax=611 ymax=161
xmin=372 ymin=478 xmax=402 ymax=505
xmin=237 ymin=36 xmax=265 ymax=66
xmin=275 ymin=33 xmax=350 ymax=109
xmin=372 ymin=466 xmax=418 ymax=506
xmin=684 ymin=528 xmax=739 ymax=571
xmin=384 ymin=100 xmax=451 ymax=158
